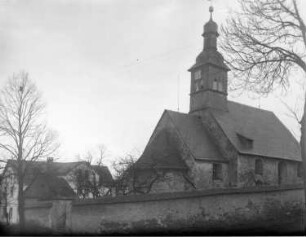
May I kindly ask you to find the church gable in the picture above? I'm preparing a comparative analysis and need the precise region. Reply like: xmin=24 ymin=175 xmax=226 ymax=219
xmin=137 ymin=110 xmax=227 ymax=173
xmin=137 ymin=128 xmax=187 ymax=170
xmin=166 ymin=110 xmax=225 ymax=162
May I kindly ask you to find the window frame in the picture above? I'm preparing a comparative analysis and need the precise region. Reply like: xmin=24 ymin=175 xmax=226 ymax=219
xmin=297 ymin=163 xmax=303 ymax=178
xmin=255 ymin=159 xmax=263 ymax=176
xmin=212 ymin=163 xmax=223 ymax=181
xmin=194 ymin=70 xmax=202 ymax=80
xmin=213 ymin=79 xmax=218 ymax=90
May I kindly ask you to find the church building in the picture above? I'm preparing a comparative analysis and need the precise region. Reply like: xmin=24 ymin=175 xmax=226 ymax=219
xmin=128 ymin=7 xmax=303 ymax=194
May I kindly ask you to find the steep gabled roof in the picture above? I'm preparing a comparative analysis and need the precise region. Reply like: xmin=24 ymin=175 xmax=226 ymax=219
xmin=4 ymin=160 xmax=86 ymax=185
xmin=137 ymin=128 xmax=188 ymax=170
xmin=139 ymin=100 xmax=301 ymax=168
xmin=136 ymin=110 xmax=225 ymax=169
xmin=91 ymin=165 xmax=113 ymax=186
xmin=24 ymin=174 xmax=76 ymax=200
xmin=166 ymin=110 xmax=225 ymax=161
xmin=210 ymin=101 xmax=301 ymax=161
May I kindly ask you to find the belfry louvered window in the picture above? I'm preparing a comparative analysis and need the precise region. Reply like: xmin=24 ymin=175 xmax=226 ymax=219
xmin=194 ymin=70 xmax=201 ymax=80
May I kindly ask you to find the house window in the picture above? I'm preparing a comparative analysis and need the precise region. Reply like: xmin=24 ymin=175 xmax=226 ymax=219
xmin=297 ymin=163 xmax=303 ymax=178
xmin=255 ymin=159 xmax=263 ymax=175
xmin=194 ymin=70 xmax=201 ymax=80
xmin=213 ymin=163 xmax=223 ymax=180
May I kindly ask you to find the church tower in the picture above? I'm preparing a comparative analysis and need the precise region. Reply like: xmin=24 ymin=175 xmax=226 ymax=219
xmin=188 ymin=6 xmax=230 ymax=114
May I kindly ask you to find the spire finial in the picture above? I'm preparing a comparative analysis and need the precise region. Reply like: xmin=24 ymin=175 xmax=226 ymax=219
xmin=208 ymin=0 xmax=214 ymax=20
xmin=209 ymin=6 xmax=214 ymax=20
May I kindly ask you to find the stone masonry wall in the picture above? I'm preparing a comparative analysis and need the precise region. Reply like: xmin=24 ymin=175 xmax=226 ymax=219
xmin=68 ymin=185 xmax=303 ymax=234
xmin=24 ymin=201 xmax=52 ymax=228
xmin=194 ymin=161 xmax=229 ymax=189
xmin=238 ymin=155 xmax=303 ymax=187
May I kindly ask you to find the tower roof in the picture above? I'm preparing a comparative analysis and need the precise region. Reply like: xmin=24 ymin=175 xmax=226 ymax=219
xmin=204 ymin=19 xmax=218 ymax=36
xmin=189 ymin=6 xmax=229 ymax=71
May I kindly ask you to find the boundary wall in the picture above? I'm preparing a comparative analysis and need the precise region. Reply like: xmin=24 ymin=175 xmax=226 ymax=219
xmin=25 ymin=185 xmax=305 ymax=234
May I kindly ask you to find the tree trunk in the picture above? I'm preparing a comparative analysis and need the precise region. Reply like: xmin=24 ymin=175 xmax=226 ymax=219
xmin=17 ymin=164 xmax=25 ymax=231
xmin=300 ymin=94 xmax=306 ymax=230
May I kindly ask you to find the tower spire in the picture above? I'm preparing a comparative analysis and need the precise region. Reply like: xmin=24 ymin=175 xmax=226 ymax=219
xmin=188 ymin=2 xmax=230 ymax=114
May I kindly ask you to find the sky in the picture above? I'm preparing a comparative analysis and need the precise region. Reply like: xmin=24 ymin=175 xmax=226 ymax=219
xmin=0 ymin=0 xmax=305 ymax=168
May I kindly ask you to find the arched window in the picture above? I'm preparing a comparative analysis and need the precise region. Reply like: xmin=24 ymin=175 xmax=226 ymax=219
xmin=218 ymin=81 xmax=223 ymax=92
xmin=278 ymin=161 xmax=287 ymax=185
xmin=195 ymin=82 xmax=200 ymax=92
xmin=213 ymin=79 xmax=218 ymax=90
xmin=200 ymin=79 xmax=204 ymax=89
xmin=297 ymin=163 xmax=303 ymax=178
xmin=255 ymin=159 xmax=263 ymax=175
xmin=213 ymin=163 xmax=223 ymax=180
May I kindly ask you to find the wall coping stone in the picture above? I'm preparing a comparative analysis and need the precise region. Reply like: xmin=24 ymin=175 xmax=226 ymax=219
xmin=25 ymin=201 xmax=53 ymax=209
xmin=73 ymin=184 xmax=303 ymax=207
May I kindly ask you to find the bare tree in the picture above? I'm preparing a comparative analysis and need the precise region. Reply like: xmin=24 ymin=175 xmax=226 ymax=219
xmin=112 ymin=153 xmax=137 ymax=195
xmin=111 ymin=152 xmax=193 ymax=195
xmin=73 ymin=144 xmax=110 ymax=198
xmin=96 ymin=144 xmax=107 ymax=167
xmin=76 ymin=144 xmax=107 ymax=166
xmin=0 ymin=72 xmax=59 ymax=229
xmin=219 ymin=0 xmax=306 ymax=206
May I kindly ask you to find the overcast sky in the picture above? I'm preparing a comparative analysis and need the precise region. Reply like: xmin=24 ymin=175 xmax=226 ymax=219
xmin=0 ymin=0 xmax=304 ymax=167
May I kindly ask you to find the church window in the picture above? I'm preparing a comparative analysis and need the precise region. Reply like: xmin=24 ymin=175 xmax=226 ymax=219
xmin=255 ymin=159 xmax=263 ymax=175
xmin=297 ymin=163 xmax=303 ymax=178
xmin=200 ymin=80 xmax=204 ymax=89
xmin=218 ymin=80 xmax=223 ymax=92
xmin=194 ymin=70 xmax=201 ymax=80
xmin=213 ymin=79 xmax=218 ymax=90
xmin=195 ymin=82 xmax=200 ymax=92
xmin=213 ymin=163 xmax=222 ymax=180
xmin=278 ymin=161 xmax=287 ymax=185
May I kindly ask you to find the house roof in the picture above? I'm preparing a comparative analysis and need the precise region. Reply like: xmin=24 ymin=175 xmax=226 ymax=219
xmin=4 ymin=160 xmax=114 ymax=186
xmin=5 ymin=160 xmax=86 ymax=185
xmin=91 ymin=165 xmax=113 ymax=186
xmin=24 ymin=174 xmax=76 ymax=200
xmin=210 ymin=101 xmax=301 ymax=161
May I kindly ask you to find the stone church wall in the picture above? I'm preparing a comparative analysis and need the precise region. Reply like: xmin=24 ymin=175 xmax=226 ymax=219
xmin=132 ymin=170 xmax=195 ymax=194
xmin=194 ymin=161 xmax=229 ymax=189
xmin=237 ymin=155 xmax=303 ymax=187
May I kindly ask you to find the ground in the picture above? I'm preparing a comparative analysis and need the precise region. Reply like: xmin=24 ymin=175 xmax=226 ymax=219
xmin=0 ymin=210 xmax=304 ymax=235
